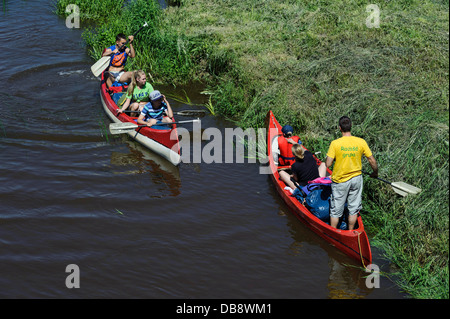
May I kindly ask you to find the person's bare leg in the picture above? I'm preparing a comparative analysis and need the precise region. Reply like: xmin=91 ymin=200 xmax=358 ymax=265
xmin=348 ymin=214 xmax=357 ymax=230
xmin=279 ymin=170 xmax=296 ymax=190
xmin=106 ymin=74 xmax=113 ymax=88
xmin=330 ymin=216 xmax=339 ymax=228
xmin=119 ymin=71 xmax=132 ymax=84
xmin=129 ymin=102 xmax=140 ymax=117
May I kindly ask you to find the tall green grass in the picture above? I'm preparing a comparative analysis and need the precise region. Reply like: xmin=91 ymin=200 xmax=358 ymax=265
xmin=56 ymin=0 xmax=449 ymax=298
xmin=55 ymin=0 xmax=125 ymax=23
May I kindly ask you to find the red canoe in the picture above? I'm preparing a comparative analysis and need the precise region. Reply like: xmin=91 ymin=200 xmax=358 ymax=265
xmin=266 ymin=110 xmax=372 ymax=266
xmin=99 ymin=72 xmax=181 ymax=165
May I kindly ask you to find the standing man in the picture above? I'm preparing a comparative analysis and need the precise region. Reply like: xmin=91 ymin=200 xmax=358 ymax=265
xmin=102 ymin=33 xmax=136 ymax=88
xmin=325 ymin=116 xmax=378 ymax=230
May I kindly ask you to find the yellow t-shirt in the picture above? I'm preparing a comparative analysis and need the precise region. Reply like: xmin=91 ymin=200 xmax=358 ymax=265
xmin=327 ymin=136 xmax=373 ymax=183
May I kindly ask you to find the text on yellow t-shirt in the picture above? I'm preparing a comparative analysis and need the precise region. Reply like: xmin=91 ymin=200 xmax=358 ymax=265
xmin=326 ymin=136 xmax=372 ymax=183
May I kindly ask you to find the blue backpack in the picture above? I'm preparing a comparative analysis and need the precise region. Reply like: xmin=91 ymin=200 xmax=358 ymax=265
xmin=305 ymin=186 xmax=332 ymax=221
xmin=292 ymin=185 xmax=348 ymax=229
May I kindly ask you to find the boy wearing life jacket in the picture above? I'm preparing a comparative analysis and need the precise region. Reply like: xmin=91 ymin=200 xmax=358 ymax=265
xmin=102 ymin=33 xmax=136 ymax=88
xmin=137 ymin=90 xmax=174 ymax=128
xmin=278 ymin=125 xmax=301 ymax=166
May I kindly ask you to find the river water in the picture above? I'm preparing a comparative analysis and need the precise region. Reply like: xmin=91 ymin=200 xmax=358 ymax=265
xmin=0 ymin=0 xmax=407 ymax=299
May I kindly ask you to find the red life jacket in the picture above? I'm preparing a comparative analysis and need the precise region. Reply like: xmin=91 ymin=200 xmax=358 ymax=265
xmin=278 ymin=135 xmax=300 ymax=166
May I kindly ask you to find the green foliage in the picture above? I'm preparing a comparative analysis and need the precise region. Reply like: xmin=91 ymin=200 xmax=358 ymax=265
xmin=58 ymin=0 xmax=209 ymax=83
xmin=54 ymin=0 xmax=125 ymax=22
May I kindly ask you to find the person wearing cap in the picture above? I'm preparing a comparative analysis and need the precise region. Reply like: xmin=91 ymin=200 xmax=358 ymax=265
xmin=325 ymin=116 xmax=378 ymax=230
xmin=137 ymin=90 xmax=173 ymax=127
xmin=279 ymin=144 xmax=327 ymax=189
xmin=278 ymin=125 xmax=302 ymax=166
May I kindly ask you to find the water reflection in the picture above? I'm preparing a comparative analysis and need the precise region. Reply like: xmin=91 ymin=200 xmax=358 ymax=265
xmin=270 ymin=183 xmax=406 ymax=298
xmin=109 ymin=140 xmax=181 ymax=197
xmin=327 ymin=259 xmax=367 ymax=299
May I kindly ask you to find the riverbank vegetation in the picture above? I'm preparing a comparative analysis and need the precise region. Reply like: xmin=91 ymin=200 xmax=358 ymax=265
xmin=55 ymin=0 xmax=449 ymax=298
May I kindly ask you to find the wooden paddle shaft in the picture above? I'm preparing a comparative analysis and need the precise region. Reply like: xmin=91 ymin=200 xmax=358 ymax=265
xmin=134 ymin=120 xmax=196 ymax=127
xmin=111 ymin=118 xmax=200 ymax=129
xmin=362 ymin=170 xmax=390 ymax=184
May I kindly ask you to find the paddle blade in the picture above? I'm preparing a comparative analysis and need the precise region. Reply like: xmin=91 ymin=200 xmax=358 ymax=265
xmin=391 ymin=181 xmax=422 ymax=195
xmin=109 ymin=122 xmax=139 ymax=135
xmin=392 ymin=186 xmax=409 ymax=197
xmin=91 ymin=56 xmax=110 ymax=77
xmin=176 ymin=110 xmax=207 ymax=117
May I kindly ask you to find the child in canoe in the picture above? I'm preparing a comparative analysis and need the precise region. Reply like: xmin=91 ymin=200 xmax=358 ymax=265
xmin=117 ymin=70 xmax=154 ymax=117
xmin=137 ymin=90 xmax=174 ymax=128
xmin=279 ymin=144 xmax=327 ymax=189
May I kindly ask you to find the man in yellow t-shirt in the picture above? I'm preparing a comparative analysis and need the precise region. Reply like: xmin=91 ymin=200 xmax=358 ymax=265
xmin=325 ymin=116 xmax=378 ymax=230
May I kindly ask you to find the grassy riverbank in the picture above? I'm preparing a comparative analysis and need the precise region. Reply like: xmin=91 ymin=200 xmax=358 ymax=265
xmin=56 ymin=0 xmax=449 ymax=298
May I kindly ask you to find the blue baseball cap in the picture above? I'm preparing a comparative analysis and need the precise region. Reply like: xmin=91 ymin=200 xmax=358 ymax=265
xmin=281 ymin=125 xmax=294 ymax=135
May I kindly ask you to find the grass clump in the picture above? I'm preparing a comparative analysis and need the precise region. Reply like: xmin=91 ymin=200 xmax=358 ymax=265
xmin=54 ymin=0 xmax=125 ymax=23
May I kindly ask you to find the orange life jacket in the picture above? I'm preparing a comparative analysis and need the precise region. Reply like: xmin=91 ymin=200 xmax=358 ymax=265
xmin=278 ymin=135 xmax=300 ymax=166
xmin=107 ymin=45 xmax=129 ymax=68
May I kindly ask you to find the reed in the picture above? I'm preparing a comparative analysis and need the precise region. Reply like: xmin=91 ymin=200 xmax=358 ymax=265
xmin=97 ymin=116 xmax=110 ymax=143
xmin=204 ymin=94 xmax=216 ymax=116
xmin=165 ymin=90 xmax=193 ymax=105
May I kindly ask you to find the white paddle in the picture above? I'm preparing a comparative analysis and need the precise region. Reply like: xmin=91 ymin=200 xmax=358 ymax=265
xmin=109 ymin=119 xmax=201 ymax=135
xmin=120 ymin=109 xmax=207 ymax=116
xmin=90 ymin=21 xmax=149 ymax=77
xmin=363 ymin=171 xmax=422 ymax=196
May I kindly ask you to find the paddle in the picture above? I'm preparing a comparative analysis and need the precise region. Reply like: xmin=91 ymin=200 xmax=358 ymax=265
xmin=109 ymin=119 xmax=200 ymax=135
xmin=119 ymin=109 xmax=207 ymax=116
xmin=91 ymin=21 xmax=149 ymax=77
xmin=362 ymin=171 xmax=422 ymax=197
